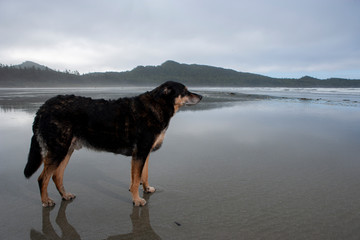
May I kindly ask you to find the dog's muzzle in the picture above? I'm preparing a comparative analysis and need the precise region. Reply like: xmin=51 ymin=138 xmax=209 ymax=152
xmin=186 ymin=93 xmax=202 ymax=105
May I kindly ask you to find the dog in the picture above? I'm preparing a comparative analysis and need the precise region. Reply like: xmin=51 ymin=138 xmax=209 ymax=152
xmin=24 ymin=81 xmax=202 ymax=207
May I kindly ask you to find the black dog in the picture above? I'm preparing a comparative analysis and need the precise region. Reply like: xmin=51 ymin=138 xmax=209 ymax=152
xmin=24 ymin=81 xmax=202 ymax=207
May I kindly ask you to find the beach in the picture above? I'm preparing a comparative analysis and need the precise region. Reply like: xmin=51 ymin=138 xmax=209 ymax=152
xmin=1 ymin=87 xmax=360 ymax=239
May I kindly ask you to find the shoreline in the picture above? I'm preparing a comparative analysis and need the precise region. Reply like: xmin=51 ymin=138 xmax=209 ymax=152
xmin=1 ymin=87 xmax=360 ymax=113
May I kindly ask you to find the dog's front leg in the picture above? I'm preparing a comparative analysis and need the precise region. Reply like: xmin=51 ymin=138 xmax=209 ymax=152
xmin=130 ymin=157 xmax=147 ymax=206
xmin=141 ymin=155 xmax=156 ymax=193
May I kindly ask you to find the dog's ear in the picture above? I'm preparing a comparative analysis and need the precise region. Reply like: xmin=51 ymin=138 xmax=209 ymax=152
xmin=163 ymin=87 xmax=171 ymax=95
xmin=152 ymin=86 xmax=172 ymax=100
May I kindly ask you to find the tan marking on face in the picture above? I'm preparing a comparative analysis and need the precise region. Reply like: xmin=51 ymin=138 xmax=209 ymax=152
xmin=174 ymin=95 xmax=189 ymax=112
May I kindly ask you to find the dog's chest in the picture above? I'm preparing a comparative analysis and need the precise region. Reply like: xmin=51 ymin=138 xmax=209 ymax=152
xmin=152 ymin=130 xmax=167 ymax=151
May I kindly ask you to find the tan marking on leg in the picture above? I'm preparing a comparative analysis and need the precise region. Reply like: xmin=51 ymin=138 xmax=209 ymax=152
xmin=52 ymin=141 xmax=76 ymax=201
xmin=38 ymin=159 xmax=57 ymax=207
xmin=130 ymin=158 xmax=146 ymax=206
xmin=141 ymin=155 xmax=156 ymax=193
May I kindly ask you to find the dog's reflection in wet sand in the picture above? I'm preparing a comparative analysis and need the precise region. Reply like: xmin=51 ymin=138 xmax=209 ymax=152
xmin=30 ymin=200 xmax=80 ymax=240
xmin=106 ymin=194 xmax=161 ymax=240
xmin=30 ymin=194 xmax=161 ymax=240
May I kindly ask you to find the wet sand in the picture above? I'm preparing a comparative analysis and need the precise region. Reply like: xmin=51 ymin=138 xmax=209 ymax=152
xmin=1 ymin=88 xmax=360 ymax=239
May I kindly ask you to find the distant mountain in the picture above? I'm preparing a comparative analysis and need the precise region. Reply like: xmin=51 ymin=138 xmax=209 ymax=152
xmin=14 ymin=61 xmax=51 ymax=71
xmin=83 ymin=60 xmax=360 ymax=87
xmin=84 ymin=60 xmax=275 ymax=86
xmin=1 ymin=60 xmax=360 ymax=87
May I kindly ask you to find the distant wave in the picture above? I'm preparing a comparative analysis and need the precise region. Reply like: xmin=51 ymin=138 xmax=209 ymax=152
xmin=195 ymin=87 xmax=360 ymax=107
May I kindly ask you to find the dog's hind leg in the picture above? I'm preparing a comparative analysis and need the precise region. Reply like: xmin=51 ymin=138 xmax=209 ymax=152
xmin=38 ymin=159 xmax=57 ymax=207
xmin=141 ymin=155 xmax=156 ymax=194
xmin=52 ymin=138 xmax=77 ymax=201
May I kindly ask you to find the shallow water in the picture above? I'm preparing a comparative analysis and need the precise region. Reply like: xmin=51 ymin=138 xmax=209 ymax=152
xmin=1 ymin=88 xmax=360 ymax=239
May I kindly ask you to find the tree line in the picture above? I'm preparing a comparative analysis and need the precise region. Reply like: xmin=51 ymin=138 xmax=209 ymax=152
xmin=1 ymin=61 xmax=360 ymax=87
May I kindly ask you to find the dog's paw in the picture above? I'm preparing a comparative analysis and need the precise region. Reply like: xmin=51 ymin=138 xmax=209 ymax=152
xmin=42 ymin=198 xmax=55 ymax=207
xmin=133 ymin=197 xmax=147 ymax=206
xmin=144 ymin=186 xmax=156 ymax=193
xmin=62 ymin=192 xmax=76 ymax=201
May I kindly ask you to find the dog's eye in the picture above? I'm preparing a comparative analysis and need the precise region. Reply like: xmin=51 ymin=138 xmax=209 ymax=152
xmin=181 ymin=90 xmax=189 ymax=97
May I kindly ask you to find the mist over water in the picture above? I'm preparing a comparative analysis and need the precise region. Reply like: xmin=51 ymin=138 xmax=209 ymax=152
xmin=1 ymin=87 xmax=360 ymax=239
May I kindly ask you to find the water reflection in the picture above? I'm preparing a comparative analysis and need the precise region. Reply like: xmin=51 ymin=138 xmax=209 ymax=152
xmin=1 ymin=87 xmax=359 ymax=114
xmin=0 ymin=87 xmax=278 ymax=113
xmin=29 ymin=194 xmax=160 ymax=240
xmin=30 ymin=200 xmax=80 ymax=240
xmin=105 ymin=194 xmax=161 ymax=240
xmin=2 ymin=87 xmax=360 ymax=239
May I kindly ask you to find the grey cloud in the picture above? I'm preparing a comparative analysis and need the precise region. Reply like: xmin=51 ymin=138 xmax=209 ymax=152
xmin=0 ymin=0 xmax=359 ymax=78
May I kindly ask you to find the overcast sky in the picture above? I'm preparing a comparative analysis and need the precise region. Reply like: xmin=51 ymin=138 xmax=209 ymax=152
xmin=1 ymin=0 xmax=359 ymax=79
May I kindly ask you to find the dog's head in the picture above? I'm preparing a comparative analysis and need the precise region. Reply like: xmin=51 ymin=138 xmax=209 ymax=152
xmin=151 ymin=81 xmax=202 ymax=112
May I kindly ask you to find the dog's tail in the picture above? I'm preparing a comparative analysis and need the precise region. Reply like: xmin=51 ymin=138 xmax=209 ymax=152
xmin=24 ymin=135 xmax=43 ymax=178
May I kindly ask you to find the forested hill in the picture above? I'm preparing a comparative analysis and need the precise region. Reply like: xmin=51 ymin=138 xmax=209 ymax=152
xmin=1 ymin=60 xmax=360 ymax=87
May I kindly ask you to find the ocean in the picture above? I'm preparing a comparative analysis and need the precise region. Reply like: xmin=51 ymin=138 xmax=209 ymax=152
xmin=1 ymin=87 xmax=360 ymax=239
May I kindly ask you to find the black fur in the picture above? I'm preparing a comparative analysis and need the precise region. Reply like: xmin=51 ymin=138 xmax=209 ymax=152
xmin=24 ymin=81 xmax=202 ymax=178
xmin=24 ymin=135 xmax=42 ymax=178
xmin=24 ymin=81 xmax=202 ymax=206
